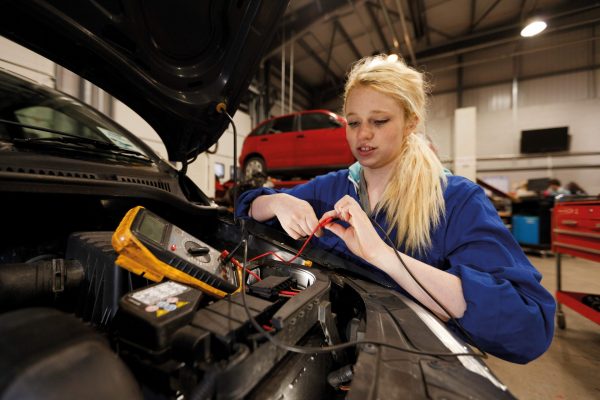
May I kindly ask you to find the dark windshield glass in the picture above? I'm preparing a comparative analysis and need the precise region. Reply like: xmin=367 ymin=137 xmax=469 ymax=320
xmin=300 ymin=112 xmax=340 ymax=130
xmin=0 ymin=70 xmax=150 ymax=157
xmin=270 ymin=116 xmax=295 ymax=133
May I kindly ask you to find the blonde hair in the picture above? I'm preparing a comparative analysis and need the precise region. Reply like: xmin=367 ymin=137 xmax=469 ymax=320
xmin=343 ymin=55 xmax=447 ymax=255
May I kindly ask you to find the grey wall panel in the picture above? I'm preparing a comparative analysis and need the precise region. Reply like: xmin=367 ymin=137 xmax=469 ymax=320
xmin=428 ymin=92 xmax=457 ymax=119
xmin=520 ymin=29 xmax=592 ymax=77
xmin=518 ymin=71 xmax=590 ymax=107
xmin=462 ymin=43 xmax=517 ymax=86
xmin=463 ymin=83 xmax=512 ymax=112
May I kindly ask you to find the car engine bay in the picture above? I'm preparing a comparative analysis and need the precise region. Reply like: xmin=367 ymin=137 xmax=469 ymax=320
xmin=0 ymin=178 xmax=515 ymax=399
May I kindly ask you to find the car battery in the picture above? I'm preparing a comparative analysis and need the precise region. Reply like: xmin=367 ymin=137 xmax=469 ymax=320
xmin=116 ymin=281 xmax=203 ymax=355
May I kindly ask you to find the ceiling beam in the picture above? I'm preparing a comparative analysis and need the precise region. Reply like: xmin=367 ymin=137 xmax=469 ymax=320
xmin=419 ymin=0 xmax=431 ymax=45
xmin=379 ymin=0 xmax=402 ymax=51
xmin=371 ymin=1 xmax=454 ymax=41
xmin=393 ymin=0 xmax=417 ymax=64
xmin=335 ymin=19 xmax=362 ymax=59
xmin=321 ymin=22 xmax=339 ymax=85
xmin=407 ymin=0 xmax=424 ymax=38
xmin=469 ymin=0 xmax=476 ymax=33
xmin=297 ymin=37 xmax=340 ymax=85
xmin=519 ymin=0 xmax=529 ymax=22
xmin=429 ymin=26 xmax=455 ymax=40
xmin=366 ymin=1 xmax=390 ymax=53
xmin=265 ymin=0 xmax=368 ymax=60
xmin=267 ymin=60 xmax=314 ymax=97
xmin=472 ymin=0 xmax=501 ymax=31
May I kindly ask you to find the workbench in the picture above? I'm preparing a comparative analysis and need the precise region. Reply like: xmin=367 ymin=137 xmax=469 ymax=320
xmin=551 ymin=196 xmax=600 ymax=329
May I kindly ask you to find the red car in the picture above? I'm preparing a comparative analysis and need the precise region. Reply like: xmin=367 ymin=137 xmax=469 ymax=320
xmin=239 ymin=110 xmax=354 ymax=179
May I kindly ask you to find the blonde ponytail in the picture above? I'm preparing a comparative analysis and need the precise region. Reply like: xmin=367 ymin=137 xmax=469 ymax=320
xmin=375 ymin=133 xmax=447 ymax=255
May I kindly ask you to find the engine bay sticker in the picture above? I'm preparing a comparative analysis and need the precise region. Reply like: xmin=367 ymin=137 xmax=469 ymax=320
xmin=132 ymin=281 xmax=190 ymax=306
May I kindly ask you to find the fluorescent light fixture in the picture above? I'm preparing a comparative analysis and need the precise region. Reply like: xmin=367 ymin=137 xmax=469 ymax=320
xmin=521 ymin=20 xmax=547 ymax=37
xmin=386 ymin=53 xmax=399 ymax=62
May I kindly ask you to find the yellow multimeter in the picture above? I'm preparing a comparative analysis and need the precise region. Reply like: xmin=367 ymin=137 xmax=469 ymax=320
xmin=112 ymin=206 xmax=241 ymax=298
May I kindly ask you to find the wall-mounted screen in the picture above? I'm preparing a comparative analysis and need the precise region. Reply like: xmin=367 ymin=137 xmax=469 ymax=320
xmin=214 ymin=162 xmax=225 ymax=179
xmin=520 ymin=127 xmax=569 ymax=154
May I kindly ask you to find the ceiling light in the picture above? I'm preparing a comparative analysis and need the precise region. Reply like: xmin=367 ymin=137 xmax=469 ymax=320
xmin=521 ymin=20 xmax=547 ymax=37
xmin=386 ymin=54 xmax=399 ymax=62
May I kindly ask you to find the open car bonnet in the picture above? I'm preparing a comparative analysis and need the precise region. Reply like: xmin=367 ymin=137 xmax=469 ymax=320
xmin=0 ymin=0 xmax=288 ymax=161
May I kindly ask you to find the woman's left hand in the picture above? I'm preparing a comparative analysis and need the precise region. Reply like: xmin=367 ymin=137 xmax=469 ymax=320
xmin=321 ymin=195 xmax=389 ymax=264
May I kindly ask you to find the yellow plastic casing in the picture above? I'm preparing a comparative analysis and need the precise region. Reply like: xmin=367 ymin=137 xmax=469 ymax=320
xmin=112 ymin=206 xmax=242 ymax=299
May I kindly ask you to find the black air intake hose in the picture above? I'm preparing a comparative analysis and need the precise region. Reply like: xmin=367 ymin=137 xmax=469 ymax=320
xmin=327 ymin=364 xmax=354 ymax=388
xmin=0 ymin=259 xmax=84 ymax=311
xmin=189 ymin=370 xmax=218 ymax=400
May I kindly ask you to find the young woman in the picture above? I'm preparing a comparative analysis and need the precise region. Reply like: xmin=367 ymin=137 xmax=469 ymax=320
xmin=236 ymin=55 xmax=555 ymax=364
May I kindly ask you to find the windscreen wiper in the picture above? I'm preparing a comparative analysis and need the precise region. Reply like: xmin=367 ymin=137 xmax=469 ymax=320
xmin=0 ymin=118 xmax=152 ymax=162
xmin=13 ymin=136 xmax=152 ymax=162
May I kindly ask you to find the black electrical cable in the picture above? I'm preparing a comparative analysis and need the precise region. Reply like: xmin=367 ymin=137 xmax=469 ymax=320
xmin=218 ymin=107 xmax=238 ymax=222
xmin=221 ymin=239 xmax=245 ymax=265
xmin=238 ymin=229 xmax=486 ymax=359
xmin=369 ymin=217 xmax=487 ymax=358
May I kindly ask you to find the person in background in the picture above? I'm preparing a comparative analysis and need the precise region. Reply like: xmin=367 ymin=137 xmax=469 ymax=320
xmin=236 ymin=55 xmax=555 ymax=364
xmin=513 ymin=180 xmax=536 ymax=198
xmin=543 ymin=179 xmax=570 ymax=197
xmin=418 ymin=132 xmax=439 ymax=156
xmin=565 ymin=181 xmax=587 ymax=195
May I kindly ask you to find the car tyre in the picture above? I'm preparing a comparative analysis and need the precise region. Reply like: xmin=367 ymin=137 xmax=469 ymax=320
xmin=244 ymin=157 xmax=266 ymax=179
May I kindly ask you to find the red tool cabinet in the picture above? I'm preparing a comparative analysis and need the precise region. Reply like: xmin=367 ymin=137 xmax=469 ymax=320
xmin=551 ymin=197 xmax=600 ymax=329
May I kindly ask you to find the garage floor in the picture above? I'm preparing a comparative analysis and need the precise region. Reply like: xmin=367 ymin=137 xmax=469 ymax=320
xmin=486 ymin=255 xmax=600 ymax=399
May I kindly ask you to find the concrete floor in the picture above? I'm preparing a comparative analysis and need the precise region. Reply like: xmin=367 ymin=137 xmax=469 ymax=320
xmin=485 ymin=255 xmax=600 ymax=399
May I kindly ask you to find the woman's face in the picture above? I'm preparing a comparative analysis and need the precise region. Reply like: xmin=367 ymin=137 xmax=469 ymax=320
xmin=345 ymin=86 xmax=414 ymax=171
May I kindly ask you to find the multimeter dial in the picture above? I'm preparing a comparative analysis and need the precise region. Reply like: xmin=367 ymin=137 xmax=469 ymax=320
xmin=184 ymin=241 xmax=211 ymax=261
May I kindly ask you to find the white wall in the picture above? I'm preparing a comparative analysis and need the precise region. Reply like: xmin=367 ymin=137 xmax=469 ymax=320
xmin=186 ymin=110 xmax=252 ymax=198
xmin=428 ymin=70 xmax=600 ymax=195
xmin=453 ymin=107 xmax=477 ymax=181
xmin=0 ymin=37 xmax=55 ymax=86
xmin=112 ymin=99 xmax=168 ymax=159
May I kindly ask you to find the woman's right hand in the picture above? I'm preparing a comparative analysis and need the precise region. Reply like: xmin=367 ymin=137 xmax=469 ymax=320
xmin=268 ymin=193 xmax=322 ymax=239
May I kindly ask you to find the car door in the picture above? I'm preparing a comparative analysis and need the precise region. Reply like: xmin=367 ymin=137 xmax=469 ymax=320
xmin=295 ymin=112 xmax=351 ymax=168
xmin=258 ymin=115 xmax=296 ymax=170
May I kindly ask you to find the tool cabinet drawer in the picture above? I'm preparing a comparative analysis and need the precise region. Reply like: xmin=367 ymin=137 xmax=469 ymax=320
xmin=554 ymin=204 xmax=600 ymax=220
xmin=553 ymin=199 xmax=600 ymax=262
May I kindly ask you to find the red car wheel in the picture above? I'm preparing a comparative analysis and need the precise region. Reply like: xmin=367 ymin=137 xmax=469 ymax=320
xmin=244 ymin=157 xmax=266 ymax=179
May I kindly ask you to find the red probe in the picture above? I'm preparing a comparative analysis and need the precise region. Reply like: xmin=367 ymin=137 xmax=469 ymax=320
xmin=223 ymin=216 xmax=336 ymax=282
xmin=247 ymin=216 xmax=335 ymax=264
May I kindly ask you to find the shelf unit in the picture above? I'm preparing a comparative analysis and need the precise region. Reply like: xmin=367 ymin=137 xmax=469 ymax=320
xmin=551 ymin=197 xmax=600 ymax=329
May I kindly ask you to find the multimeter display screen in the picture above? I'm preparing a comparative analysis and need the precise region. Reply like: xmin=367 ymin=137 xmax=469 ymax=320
xmin=138 ymin=213 xmax=166 ymax=244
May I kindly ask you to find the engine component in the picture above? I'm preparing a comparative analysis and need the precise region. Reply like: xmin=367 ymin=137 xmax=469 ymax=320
xmin=248 ymin=274 xmax=293 ymax=300
xmin=116 ymin=280 xmax=203 ymax=354
xmin=115 ymin=261 xmax=331 ymax=399
xmin=327 ymin=364 xmax=354 ymax=388
xmin=66 ymin=231 xmax=145 ymax=326
xmin=0 ymin=308 xmax=142 ymax=400
xmin=192 ymin=293 xmax=275 ymax=345
xmin=0 ymin=258 xmax=84 ymax=311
